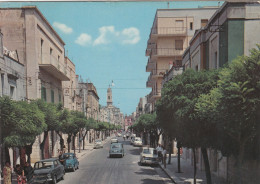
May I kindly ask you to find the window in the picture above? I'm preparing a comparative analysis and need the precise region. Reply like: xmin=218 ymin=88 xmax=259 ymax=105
xmin=51 ymin=90 xmax=54 ymax=103
xmin=41 ymin=86 xmax=47 ymax=101
xmin=190 ymin=22 xmax=193 ymax=30
xmin=41 ymin=39 xmax=44 ymax=63
xmin=195 ymin=65 xmax=199 ymax=71
xmin=50 ymin=48 xmax=53 ymax=55
xmin=10 ymin=86 xmax=15 ymax=98
xmin=201 ymin=19 xmax=208 ymax=28
xmin=214 ymin=52 xmax=218 ymax=69
xmin=1 ymin=74 xmax=4 ymax=96
xmin=175 ymin=40 xmax=183 ymax=50
xmin=59 ymin=93 xmax=62 ymax=103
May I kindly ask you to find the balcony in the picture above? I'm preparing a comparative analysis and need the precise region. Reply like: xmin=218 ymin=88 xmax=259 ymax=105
xmin=151 ymin=27 xmax=187 ymax=36
xmin=146 ymin=58 xmax=155 ymax=72
xmin=146 ymin=73 xmax=153 ymax=87
xmin=152 ymin=69 xmax=165 ymax=79
xmin=152 ymin=88 xmax=161 ymax=99
xmin=39 ymin=54 xmax=70 ymax=81
xmin=147 ymin=91 xmax=153 ymax=103
xmin=162 ymin=66 xmax=184 ymax=86
xmin=151 ymin=48 xmax=184 ymax=57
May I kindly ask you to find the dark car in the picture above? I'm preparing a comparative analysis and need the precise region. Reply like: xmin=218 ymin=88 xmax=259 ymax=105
xmin=109 ymin=143 xmax=125 ymax=158
xmin=32 ymin=158 xmax=65 ymax=184
xmin=62 ymin=153 xmax=79 ymax=172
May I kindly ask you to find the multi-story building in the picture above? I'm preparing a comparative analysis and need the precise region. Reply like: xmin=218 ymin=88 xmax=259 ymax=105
xmin=86 ymin=83 xmax=99 ymax=120
xmin=182 ymin=1 xmax=260 ymax=71
xmin=145 ymin=7 xmax=218 ymax=112
xmin=62 ymin=57 xmax=77 ymax=111
xmin=0 ymin=31 xmax=26 ymax=169
xmin=0 ymin=6 xmax=70 ymax=162
xmin=136 ymin=97 xmax=147 ymax=119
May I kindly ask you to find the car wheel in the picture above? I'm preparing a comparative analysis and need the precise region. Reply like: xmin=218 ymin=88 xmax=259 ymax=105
xmin=52 ymin=176 xmax=57 ymax=184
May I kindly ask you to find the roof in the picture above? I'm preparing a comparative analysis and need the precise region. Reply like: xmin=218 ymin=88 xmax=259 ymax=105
xmin=37 ymin=158 xmax=58 ymax=162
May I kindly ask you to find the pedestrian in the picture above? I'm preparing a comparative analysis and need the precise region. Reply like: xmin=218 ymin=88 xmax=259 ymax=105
xmin=162 ymin=146 xmax=167 ymax=168
xmin=58 ymin=151 xmax=65 ymax=165
xmin=24 ymin=162 xmax=33 ymax=183
xmin=156 ymin=144 xmax=163 ymax=162
xmin=15 ymin=164 xmax=26 ymax=184
xmin=3 ymin=161 xmax=12 ymax=184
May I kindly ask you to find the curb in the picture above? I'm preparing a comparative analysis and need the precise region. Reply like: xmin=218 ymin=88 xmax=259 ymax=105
xmin=158 ymin=163 xmax=177 ymax=184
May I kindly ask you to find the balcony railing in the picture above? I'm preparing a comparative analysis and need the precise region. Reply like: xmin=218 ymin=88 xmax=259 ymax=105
xmin=152 ymin=69 xmax=165 ymax=77
xmin=162 ymin=66 xmax=184 ymax=86
xmin=151 ymin=27 xmax=187 ymax=35
xmin=39 ymin=53 xmax=70 ymax=81
xmin=151 ymin=48 xmax=183 ymax=57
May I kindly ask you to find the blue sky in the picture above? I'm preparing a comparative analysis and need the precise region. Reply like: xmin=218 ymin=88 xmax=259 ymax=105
xmin=0 ymin=1 xmax=223 ymax=115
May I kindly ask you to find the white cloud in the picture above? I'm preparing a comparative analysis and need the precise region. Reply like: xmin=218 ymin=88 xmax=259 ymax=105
xmin=93 ymin=26 xmax=140 ymax=46
xmin=121 ymin=27 xmax=140 ymax=45
xmin=93 ymin=26 xmax=119 ymax=46
xmin=75 ymin=33 xmax=92 ymax=46
xmin=53 ymin=22 xmax=73 ymax=34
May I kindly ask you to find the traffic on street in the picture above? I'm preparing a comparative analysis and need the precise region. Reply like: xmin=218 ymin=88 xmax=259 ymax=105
xmin=58 ymin=136 xmax=172 ymax=184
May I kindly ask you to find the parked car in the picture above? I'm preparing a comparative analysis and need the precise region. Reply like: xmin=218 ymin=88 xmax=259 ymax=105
xmin=62 ymin=153 xmax=79 ymax=172
xmin=140 ymin=147 xmax=159 ymax=166
xmin=32 ymin=158 xmax=65 ymax=184
xmin=111 ymin=138 xmax=118 ymax=144
xmin=130 ymin=134 xmax=136 ymax=144
xmin=94 ymin=139 xmax=103 ymax=149
xmin=109 ymin=143 xmax=125 ymax=158
xmin=117 ymin=133 xmax=122 ymax=137
xmin=133 ymin=137 xmax=142 ymax=147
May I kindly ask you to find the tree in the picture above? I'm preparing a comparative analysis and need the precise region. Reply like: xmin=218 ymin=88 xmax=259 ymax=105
xmin=34 ymin=100 xmax=60 ymax=159
xmin=0 ymin=97 xmax=46 ymax=164
xmin=196 ymin=46 xmax=260 ymax=183
xmin=156 ymin=69 xmax=219 ymax=184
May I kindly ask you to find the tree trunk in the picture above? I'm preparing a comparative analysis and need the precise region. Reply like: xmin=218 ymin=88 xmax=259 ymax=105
xmin=177 ymin=147 xmax=181 ymax=173
xmin=40 ymin=131 xmax=48 ymax=159
xmin=201 ymin=148 xmax=212 ymax=184
xmin=73 ymin=134 xmax=76 ymax=154
xmin=168 ymin=140 xmax=172 ymax=164
xmin=55 ymin=131 xmax=64 ymax=150
xmin=25 ymin=144 xmax=33 ymax=164
xmin=67 ymin=135 xmax=71 ymax=153
xmin=193 ymin=148 xmax=197 ymax=184
xmin=235 ymin=141 xmax=246 ymax=184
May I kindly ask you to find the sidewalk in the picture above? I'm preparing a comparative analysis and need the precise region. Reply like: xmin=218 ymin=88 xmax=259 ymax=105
xmin=159 ymin=155 xmax=227 ymax=184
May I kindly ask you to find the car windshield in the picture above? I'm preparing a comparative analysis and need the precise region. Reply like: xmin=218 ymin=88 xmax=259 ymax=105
xmin=111 ymin=144 xmax=121 ymax=149
xmin=34 ymin=161 xmax=53 ymax=169
xmin=63 ymin=154 xmax=73 ymax=159
xmin=135 ymin=138 xmax=141 ymax=141
xmin=143 ymin=149 xmax=151 ymax=154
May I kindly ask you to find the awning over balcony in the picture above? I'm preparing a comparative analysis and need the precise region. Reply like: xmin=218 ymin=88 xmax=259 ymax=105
xmin=39 ymin=64 xmax=70 ymax=81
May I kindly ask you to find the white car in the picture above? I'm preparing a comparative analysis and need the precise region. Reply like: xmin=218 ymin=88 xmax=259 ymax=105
xmin=133 ymin=137 xmax=142 ymax=147
xmin=140 ymin=147 xmax=159 ymax=165
xmin=111 ymin=138 xmax=118 ymax=144
xmin=94 ymin=139 xmax=103 ymax=149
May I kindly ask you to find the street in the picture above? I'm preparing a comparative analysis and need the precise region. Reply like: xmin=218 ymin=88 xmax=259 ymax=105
xmin=59 ymin=137 xmax=172 ymax=184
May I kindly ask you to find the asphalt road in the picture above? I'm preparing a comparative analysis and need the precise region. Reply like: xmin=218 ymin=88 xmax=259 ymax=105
xmin=59 ymin=137 xmax=173 ymax=184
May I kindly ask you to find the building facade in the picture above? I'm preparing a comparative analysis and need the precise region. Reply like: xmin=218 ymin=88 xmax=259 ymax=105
xmin=0 ymin=6 xmax=70 ymax=162
xmin=62 ymin=57 xmax=77 ymax=111
xmin=145 ymin=7 xmax=218 ymax=112
xmin=182 ymin=2 xmax=260 ymax=72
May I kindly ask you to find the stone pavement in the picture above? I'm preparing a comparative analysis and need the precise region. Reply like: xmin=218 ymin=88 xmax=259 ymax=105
xmin=0 ymin=136 xmax=112 ymax=184
xmin=159 ymin=155 xmax=227 ymax=184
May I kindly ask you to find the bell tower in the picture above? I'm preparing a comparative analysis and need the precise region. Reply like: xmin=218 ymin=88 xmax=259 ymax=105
xmin=107 ymin=87 xmax=113 ymax=106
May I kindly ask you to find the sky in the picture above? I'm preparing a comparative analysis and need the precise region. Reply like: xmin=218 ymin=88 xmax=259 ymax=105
xmin=0 ymin=1 xmax=223 ymax=115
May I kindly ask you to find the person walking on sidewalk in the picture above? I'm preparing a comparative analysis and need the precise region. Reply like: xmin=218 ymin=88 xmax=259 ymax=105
xmin=156 ymin=144 xmax=163 ymax=162
xmin=162 ymin=147 xmax=167 ymax=169
xmin=3 ymin=161 xmax=12 ymax=184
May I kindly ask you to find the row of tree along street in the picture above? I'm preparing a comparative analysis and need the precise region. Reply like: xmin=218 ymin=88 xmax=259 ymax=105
xmin=0 ymin=97 xmax=120 ymax=166
xmin=131 ymin=46 xmax=260 ymax=184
